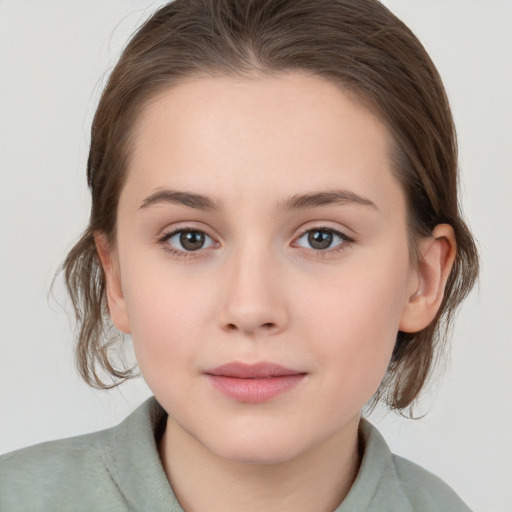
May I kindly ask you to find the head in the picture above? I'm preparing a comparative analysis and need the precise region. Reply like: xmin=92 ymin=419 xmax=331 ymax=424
xmin=63 ymin=0 xmax=478 ymax=420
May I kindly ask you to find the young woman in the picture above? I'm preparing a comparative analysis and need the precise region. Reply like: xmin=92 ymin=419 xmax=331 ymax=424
xmin=0 ymin=1 xmax=480 ymax=510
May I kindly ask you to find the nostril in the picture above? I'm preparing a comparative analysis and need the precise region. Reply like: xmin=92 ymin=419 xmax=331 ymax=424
xmin=225 ymin=322 xmax=276 ymax=333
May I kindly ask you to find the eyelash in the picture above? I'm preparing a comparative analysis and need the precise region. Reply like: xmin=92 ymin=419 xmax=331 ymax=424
xmin=157 ymin=226 xmax=355 ymax=260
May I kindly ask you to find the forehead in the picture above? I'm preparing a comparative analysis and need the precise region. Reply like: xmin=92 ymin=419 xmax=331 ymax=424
xmin=124 ymin=72 xmax=402 ymax=217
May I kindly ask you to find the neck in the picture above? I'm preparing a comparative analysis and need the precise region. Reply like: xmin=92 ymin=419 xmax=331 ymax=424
xmin=159 ymin=415 xmax=362 ymax=512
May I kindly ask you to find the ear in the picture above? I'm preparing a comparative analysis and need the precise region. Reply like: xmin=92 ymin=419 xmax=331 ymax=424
xmin=399 ymin=224 xmax=457 ymax=333
xmin=94 ymin=232 xmax=131 ymax=334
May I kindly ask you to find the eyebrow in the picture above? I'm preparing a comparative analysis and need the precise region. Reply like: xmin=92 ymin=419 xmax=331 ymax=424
xmin=139 ymin=189 xmax=221 ymax=211
xmin=277 ymin=189 xmax=378 ymax=212
xmin=138 ymin=188 xmax=378 ymax=212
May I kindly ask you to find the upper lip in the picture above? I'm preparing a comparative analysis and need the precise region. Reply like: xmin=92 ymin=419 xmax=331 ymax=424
xmin=205 ymin=361 xmax=305 ymax=378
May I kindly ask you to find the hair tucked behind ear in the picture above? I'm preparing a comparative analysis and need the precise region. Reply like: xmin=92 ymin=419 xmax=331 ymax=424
xmin=59 ymin=0 xmax=479 ymax=412
xmin=60 ymin=228 xmax=137 ymax=387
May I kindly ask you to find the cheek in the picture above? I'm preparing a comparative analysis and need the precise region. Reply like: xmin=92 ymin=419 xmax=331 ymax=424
xmin=296 ymin=253 xmax=410 ymax=399
xmin=120 ymin=268 xmax=210 ymax=382
xmin=119 ymin=251 xmax=247 ymax=407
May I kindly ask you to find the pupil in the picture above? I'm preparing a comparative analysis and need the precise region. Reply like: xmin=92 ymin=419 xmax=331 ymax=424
xmin=309 ymin=230 xmax=333 ymax=250
xmin=180 ymin=231 xmax=204 ymax=251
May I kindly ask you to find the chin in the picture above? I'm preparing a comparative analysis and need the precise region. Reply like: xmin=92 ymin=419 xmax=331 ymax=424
xmin=204 ymin=425 xmax=315 ymax=466
xmin=216 ymin=442 xmax=302 ymax=466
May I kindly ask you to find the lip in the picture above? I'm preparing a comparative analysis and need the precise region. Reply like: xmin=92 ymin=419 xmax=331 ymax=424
xmin=204 ymin=361 xmax=307 ymax=403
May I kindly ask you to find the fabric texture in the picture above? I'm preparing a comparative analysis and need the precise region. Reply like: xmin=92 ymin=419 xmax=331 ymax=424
xmin=0 ymin=396 xmax=472 ymax=511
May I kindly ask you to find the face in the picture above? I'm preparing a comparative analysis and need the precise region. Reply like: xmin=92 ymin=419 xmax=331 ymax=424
xmin=103 ymin=72 xmax=423 ymax=464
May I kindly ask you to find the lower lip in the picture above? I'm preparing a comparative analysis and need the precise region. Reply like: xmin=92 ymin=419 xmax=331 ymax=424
xmin=205 ymin=374 xmax=306 ymax=403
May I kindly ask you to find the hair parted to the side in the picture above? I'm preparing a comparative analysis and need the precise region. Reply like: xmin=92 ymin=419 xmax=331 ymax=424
xmin=60 ymin=0 xmax=479 ymax=414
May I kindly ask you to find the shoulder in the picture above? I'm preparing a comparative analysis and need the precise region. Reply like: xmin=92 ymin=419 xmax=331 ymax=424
xmin=0 ymin=427 xmax=122 ymax=512
xmin=0 ymin=396 xmax=174 ymax=512
xmin=389 ymin=452 xmax=472 ymax=512
xmin=340 ymin=419 xmax=473 ymax=512
xmin=0 ymin=397 xmax=170 ymax=512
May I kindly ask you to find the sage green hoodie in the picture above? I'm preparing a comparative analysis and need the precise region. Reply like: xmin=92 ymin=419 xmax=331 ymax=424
xmin=0 ymin=397 xmax=472 ymax=511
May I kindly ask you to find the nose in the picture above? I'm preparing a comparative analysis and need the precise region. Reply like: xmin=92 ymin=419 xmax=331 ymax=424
xmin=217 ymin=242 xmax=289 ymax=337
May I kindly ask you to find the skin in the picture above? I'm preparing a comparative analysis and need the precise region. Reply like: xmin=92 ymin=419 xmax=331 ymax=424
xmin=95 ymin=72 xmax=456 ymax=511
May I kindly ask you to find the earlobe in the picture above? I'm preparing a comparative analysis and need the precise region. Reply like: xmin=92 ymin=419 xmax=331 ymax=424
xmin=93 ymin=232 xmax=131 ymax=334
xmin=399 ymin=224 xmax=457 ymax=333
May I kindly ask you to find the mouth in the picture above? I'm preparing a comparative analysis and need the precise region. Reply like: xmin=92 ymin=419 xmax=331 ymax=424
xmin=204 ymin=361 xmax=307 ymax=403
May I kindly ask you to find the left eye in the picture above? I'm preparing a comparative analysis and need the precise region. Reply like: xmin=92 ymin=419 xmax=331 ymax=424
xmin=295 ymin=227 xmax=350 ymax=251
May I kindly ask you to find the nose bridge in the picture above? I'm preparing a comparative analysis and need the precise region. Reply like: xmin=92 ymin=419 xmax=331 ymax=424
xmin=217 ymin=233 xmax=288 ymax=336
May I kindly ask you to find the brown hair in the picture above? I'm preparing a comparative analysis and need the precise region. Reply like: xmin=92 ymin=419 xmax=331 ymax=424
xmin=61 ymin=0 xmax=479 ymax=413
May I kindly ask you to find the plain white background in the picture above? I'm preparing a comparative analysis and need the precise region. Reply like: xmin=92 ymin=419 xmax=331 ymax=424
xmin=0 ymin=1 xmax=511 ymax=511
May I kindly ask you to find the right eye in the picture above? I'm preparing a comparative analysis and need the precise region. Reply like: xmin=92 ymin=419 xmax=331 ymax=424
xmin=158 ymin=228 xmax=216 ymax=257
